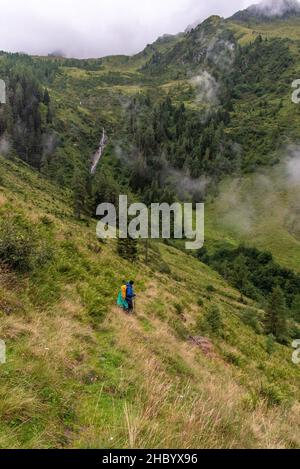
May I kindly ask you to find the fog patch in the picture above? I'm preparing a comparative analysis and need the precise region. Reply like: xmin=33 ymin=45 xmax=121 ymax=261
xmin=213 ymin=146 xmax=300 ymax=237
xmin=165 ymin=167 xmax=210 ymax=200
xmin=191 ymin=71 xmax=220 ymax=106
xmin=42 ymin=133 xmax=59 ymax=157
xmin=206 ymin=35 xmax=235 ymax=72
xmin=248 ymin=0 xmax=300 ymax=17
xmin=286 ymin=146 xmax=300 ymax=185
xmin=0 ymin=136 xmax=11 ymax=156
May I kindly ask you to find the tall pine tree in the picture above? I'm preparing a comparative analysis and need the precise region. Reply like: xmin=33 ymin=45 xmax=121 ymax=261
xmin=117 ymin=236 xmax=138 ymax=262
xmin=265 ymin=287 xmax=288 ymax=344
xmin=72 ymin=169 xmax=88 ymax=220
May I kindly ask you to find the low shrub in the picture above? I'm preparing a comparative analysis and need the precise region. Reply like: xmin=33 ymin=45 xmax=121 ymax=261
xmin=0 ymin=216 xmax=53 ymax=272
xmin=170 ymin=318 xmax=189 ymax=341
xmin=158 ymin=261 xmax=171 ymax=275
xmin=174 ymin=302 xmax=184 ymax=316
xmin=241 ymin=308 xmax=263 ymax=334
xmin=204 ymin=305 xmax=223 ymax=335
xmin=223 ymin=351 xmax=244 ymax=368
xmin=260 ymin=383 xmax=288 ymax=407
xmin=40 ymin=215 xmax=54 ymax=227
xmin=197 ymin=297 xmax=204 ymax=307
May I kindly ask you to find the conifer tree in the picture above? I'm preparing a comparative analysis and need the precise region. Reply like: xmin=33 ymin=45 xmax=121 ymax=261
xmin=43 ymin=88 xmax=50 ymax=106
xmin=265 ymin=287 xmax=288 ymax=344
xmin=291 ymin=294 xmax=300 ymax=322
xmin=72 ymin=169 xmax=88 ymax=220
xmin=117 ymin=236 xmax=138 ymax=262
xmin=231 ymin=254 xmax=249 ymax=300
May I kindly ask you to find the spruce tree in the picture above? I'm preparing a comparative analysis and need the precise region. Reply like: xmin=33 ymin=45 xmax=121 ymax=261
xmin=46 ymin=105 xmax=53 ymax=124
xmin=117 ymin=237 xmax=128 ymax=259
xmin=128 ymin=236 xmax=138 ymax=262
xmin=43 ymin=88 xmax=50 ymax=106
xmin=291 ymin=294 xmax=300 ymax=322
xmin=232 ymin=255 xmax=249 ymax=293
xmin=72 ymin=169 xmax=87 ymax=220
xmin=266 ymin=334 xmax=275 ymax=355
xmin=265 ymin=287 xmax=288 ymax=344
xmin=117 ymin=236 xmax=138 ymax=262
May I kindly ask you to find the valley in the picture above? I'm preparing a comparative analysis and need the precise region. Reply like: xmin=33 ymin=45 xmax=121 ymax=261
xmin=0 ymin=0 xmax=300 ymax=449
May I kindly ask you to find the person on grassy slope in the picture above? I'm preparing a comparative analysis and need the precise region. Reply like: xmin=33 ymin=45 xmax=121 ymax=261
xmin=126 ymin=281 xmax=136 ymax=313
xmin=117 ymin=281 xmax=128 ymax=311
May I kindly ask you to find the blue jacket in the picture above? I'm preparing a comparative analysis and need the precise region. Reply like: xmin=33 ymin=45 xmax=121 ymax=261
xmin=126 ymin=283 xmax=135 ymax=300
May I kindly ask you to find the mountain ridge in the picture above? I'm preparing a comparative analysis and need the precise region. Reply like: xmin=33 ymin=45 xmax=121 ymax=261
xmin=231 ymin=0 xmax=300 ymax=22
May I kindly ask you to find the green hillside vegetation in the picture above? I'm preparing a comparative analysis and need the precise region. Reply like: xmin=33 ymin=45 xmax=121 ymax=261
xmin=0 ymin=155 xmax=299 ymax=448
xmin=1 ymin=13 xmax=300 ymax=191
xmin=0 ymin=4 xmax=300 ymax=448
xmin=205 ymin=162 xmax=300 ymax=274
xmin=227 ymin=17 xmax=300 ymax=43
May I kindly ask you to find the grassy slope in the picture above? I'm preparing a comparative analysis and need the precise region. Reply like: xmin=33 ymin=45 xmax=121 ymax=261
xmin=226 ymin=18 xmax=300 ymax=163
xmin=202 ymin=19 xmax=300 ymax=270
xmin=227 ymin=17 xmax=300 ymax=44
xmin=0 ymin=155 xmax=299 ymax=449
xmin=0 ymin=15 xmax=300 ymax=450
xmin=205 ymin=161 xmax=300 ymax=272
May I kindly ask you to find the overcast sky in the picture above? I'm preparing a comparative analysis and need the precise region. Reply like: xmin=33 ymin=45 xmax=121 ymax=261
xmin=0 ymin=0 xmax=253 ymax=58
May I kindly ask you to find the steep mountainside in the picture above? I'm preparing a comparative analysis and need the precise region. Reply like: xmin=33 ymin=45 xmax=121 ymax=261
xmin=0 ymin=0 xmax=300 ymax=449
xmin=0 ymin=155 xmax=299 ymax=448
xmin=1 ymin=7 xmax=300 ymax=187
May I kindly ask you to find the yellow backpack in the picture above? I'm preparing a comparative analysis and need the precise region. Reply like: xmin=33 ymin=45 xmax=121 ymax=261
xmin=121 ymin=284 xmax=127 ymax=300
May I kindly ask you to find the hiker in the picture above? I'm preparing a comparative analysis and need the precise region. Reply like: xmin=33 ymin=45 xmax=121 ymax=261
xmin=117 ymin=280 xmax=128 ymax=311
xmin=126 ymin=281 xmax=136 ymax=313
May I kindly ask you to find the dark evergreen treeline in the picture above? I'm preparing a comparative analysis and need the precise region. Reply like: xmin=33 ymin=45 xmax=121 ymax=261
xmin=198 ymin=245 xmax=300 ymax=308
xmin=0 ymin=53 xmax=58 ymax=169
xmin=231 ymin=36 xmax=294 ymax=95
xmin=225 ymin=36 xmax=295 ymax=169
xmin=124 ymin=93 xmax=237 ymax=202
xmin=198 ymin=244 xmax=300 ymax=342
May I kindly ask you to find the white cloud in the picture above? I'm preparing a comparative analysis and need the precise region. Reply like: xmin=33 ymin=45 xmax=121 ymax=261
xmin=0 ymin=0 xmax=252 ymax=58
